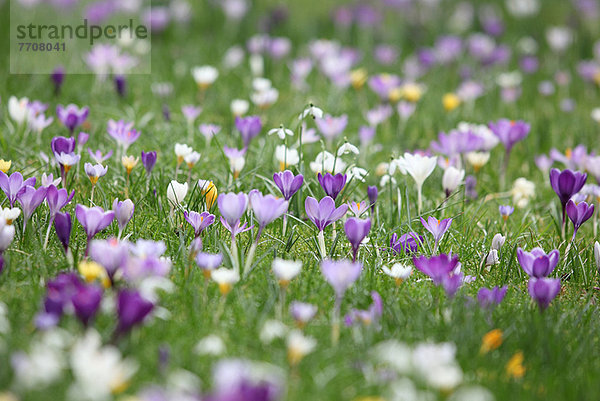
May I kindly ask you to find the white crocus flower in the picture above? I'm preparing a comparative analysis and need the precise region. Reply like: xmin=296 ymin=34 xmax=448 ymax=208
xmin=286 ymin=330 xmax=317 ymax=365
xmin=194 ymin=335 xmax=226 ymax=356
xmin=8 ymin=96 xmax=29 ymax=124
xmin=511 ymin=177 xmax=535 ymax=208
xmin=211 ymin=268 xmax=240 ymax=295
xmin=396 ymin=152 xmax=437 ymax=214
xmin=184 ymin=151 xmax=201 ymax=168
xmin=442 ymin=166 xmax=465 ymax=197
xmin=174 ymin=143 xmax=193 ymax=164
xmin=272 ymin=258 xmax=302 ymax=285
xmin=465 ymin=151 xmax=490 ymax=172
xmin=1 ymin=207 xmax=21 ymax=225
xmin=191 ymin=65 xmax=218 ymax=89
xmin=166 ymin=180 xmax=188 ymax=207
xmin=268 ymin=124 xmax=294 ymax=140
xmin=260 ymin=320 xmax=288 ymax=344
xmin=230 ymin=99 xmax=249 ymax=116
xmin=491 ymin=233 xmax=505 ymax=251
xmin=274 ymin=145 xmax=299 ymax=170
xmin=382 ymin=263 xmax=412 ymax=284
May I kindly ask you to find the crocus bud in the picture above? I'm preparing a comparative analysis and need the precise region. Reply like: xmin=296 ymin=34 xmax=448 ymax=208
xmin=77 ymin=131 xmax=90 ymax=149
xmin=141 ymin=151 xmax=157 ymax=176
xmin=491 ymin=233 xmax=505 ymax=251
xmin=115 ymin=75 xmax=126 ymax=97
xmin=72 ymin=285 xmax=103 ymax=326
xmin=54 ymin=211 xmax=72 ymax=252
xmin=442 ymin=166 xmax=465 ymax=197
xmin=116 ymin=289 xmax=154 ymax=335
xmin=367 ymin=185 xmax=378 ymax=213
xmin=51 ymin=66 xmax=65 ymax=95
xmin=0 ymin=224 xmax=16 ymax=253
xmin=113 ymin=198 xmax=135 ymax=233
xmin=486 ymin=249 xmax=499 ymax=266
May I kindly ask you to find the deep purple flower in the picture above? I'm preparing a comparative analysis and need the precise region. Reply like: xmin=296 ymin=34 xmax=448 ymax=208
xmin=273 ymin=170 xmax=303 ymax=200
xmin=141 ymin=151 xmax=157 ymax=175
xmin=56 ymin=104 xmax=89 ymax=134
xmin=75 ymin=205 xmax=115 ymax=255
xmin=318 ymin=172 xmax=347 ymax=200
xmin=305 ymin=196 xmax=348 ymax=231
xmin=51 ymin=136 xmax=76 ymax=155
xmin=51 ymin=66 xmax=65 ymax=94
xmin=235 ymin=115 xmax=262 ymax=147
xmin=344 ymin=217 xmax=371 ymax=261
xmin=413 ymin=253 xmax=460 ymax=285
xmin=517 ymin=247 xmax=560 ymax=278
xmin=0 ymin=171 xmax=36 ymax=207
xmin=367 ymin=186 xmax=378 ymax=213
xmin=114 ymin=75 xmax=126 ymax=97
xmin=72 ymin=285 xmax=103 ymax=326
xmin=17 ymin=185 xmax=47 ymax=231
xmin=321 ymin=259 xmax=362 ymax=300
xmin=488 ymin=119 xmax=530 ymax=154
xmin=528 ymin=277 xmax=561 ymax=311
xmin=390 ymin=232 xmax=423 ymax=254
xmin=442 ymin=271 xmax=464 ymax=298
xmin=113 ymin=198 xmax=135 ymax=235
xmin=116 ymin=289 xmax=154 ymax=335
xmin=345 ymin=291 xmax=383 ymax=326
xmin=248 ymin=190 xmax=288 ymax=236
xmin=550 ymin=168 xmax=587 ymax=227
xmin=53 ymin=212 xmax=72 ymax=253
xmin=45 ymin=185 xmax=75 ymax=217
xmin=566 ymin=199 xmax=594 ymax=240
xmin=184 ymin=210 xmax=216 ymax=237
xmin=420 ymin=216 xmax=452 ymax=249
xmin=477 ymin=286 xmax=508 ymax=309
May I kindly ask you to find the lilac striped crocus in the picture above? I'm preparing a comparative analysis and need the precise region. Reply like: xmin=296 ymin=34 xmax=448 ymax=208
xmin=528 ymin=277 xmax=561 ymax=311
xmin=344 ymin=217 xmax=371 ymax=261
xmin=306 ymin=196 xmax=348 ymax=258
xmin=56 ymin=103 xmax=89 ymax=134
xmin=17 ymin=185 xmax=47 ymax=233
xmin=75 ymin=204 xmax=115 ymax=255
xmin=113 ymin=198 xmax=135 ymax=238
xmin=318 ymin=172 xmax=347 ymax=200
xmin=273 ymin=170 xmax=303 ymax=201
xmin=218 ymin=192 xmax=251 ymax=239
xmin=0 ymin=171 xmax=36 ymax=207
xmin=516 ymin=247 xmax=559 ymax=278
xmin=420 ymin=216 xmax=452 ymax=252
xmin=184 ymin=210 xmax=215 ymax=237
xmin=566 ymin=199 xmax=594 ymax=241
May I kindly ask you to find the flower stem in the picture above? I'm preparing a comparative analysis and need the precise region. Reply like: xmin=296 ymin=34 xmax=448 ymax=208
xmin=43 ymin=216 xmax=54 ymax=251
xmin=318 ymin=230 xmax=326 ymax=259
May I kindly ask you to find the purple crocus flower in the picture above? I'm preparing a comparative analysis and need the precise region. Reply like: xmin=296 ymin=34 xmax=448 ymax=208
xmin=16 ymin=185 xmax=47 ymax=232
xmin=72 ymin=285 xmax=103 ymax=326
xmin=141 ymin=151 xmax=157 ymax=175
xmin=413 ymin=253 xmax=460 ymax=285
xmin=289 ymin=301 xmax=317 ymax=326
xmin=218 ymin=192 xmax=248 ymax=228
xmin=36 ymin=272 xmax=83 ymax=327
xmin=116 ymin=289 xmax=154 ymax=335
xmin=528 ymin=277 xmax=561 ymax=311
xmin=477 ymin=286 xmax=508 ymax=309
xmin=248 ymin=190 xmax=288 ymax=238
xmin=107 ymin=119 xmax=140 ymax=150
xmin=53 ymin=211 xmax=72 ymax=253
xmin=488 ymin=119 xmax=530 ymax=155
xmin=113 ymin=198 xmax=135 ymax=237
xmin=305 ymin=196 xmax=348 ymax=231
xmin=345 ymin=291 xmax=383 ymax=326
xmin=390 ymin=232 xmax=423 ymax=255
xmin=517 ymin=247 xmax=560 ymax=278
xmin=114 ymin=75 xmax=126 ymax=97
xmin=566 ymin=199 xmax=594 ymax=240
xmin=550 ymin=168 xmax=587 ymax=230
xmin=51 ymin=135 xmax=76 ymax=155
xmin=89 ymin=238 xmax=129 ymax=279
xmin=273 ymin=170 xmax=303 ymax=200
xmin=367 ymin=186 xmax=378 ymax=213
xmin=499 ymin=205 xmax=514 ymax=221
xmin=235 ymin=115 xmax=262 ymax=147
xmin=51 ymin=66 xmax=65 ymax=95
xmin=315 ymin=114 xmax=348 ymax=141
xmin=56 ymin=103 xmax=89 ymax=134
xmin=182 ymin=105 xmax=203 ymax=124
xmin=344 ymin=217 xmax=371 ymax=261
xmin=442 ymin=271 xmax=464 ymax=298
xmin=45 ymin=185 xmax=75 ymax=218
xmin=88 ymin=148 xmax=113 ymax=164
xmin=318 ymin=173 xmax=347 ymax=200
xmin=184 ymin=210 xmax=216 ymax=237
xmin=0 ymin=171 xmax=36 ymax=207
xmin=430 ymin=130 xmax=484 ymax=156
xmin=195 ymin=252 xmax=223 ymax=276
xmin=321 ymin=259 xmax=362 ymax=300
xmin=420 ymin=216 xmax=452 ymax=251
xmin=75 ymin=204 xmax=115 ymax=254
